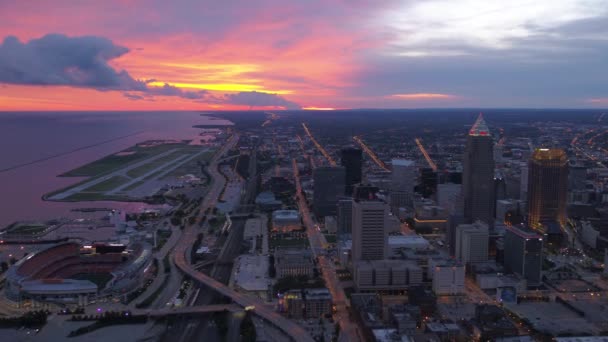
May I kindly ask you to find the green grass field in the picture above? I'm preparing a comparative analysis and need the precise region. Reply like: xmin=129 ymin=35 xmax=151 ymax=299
xmin=46 ymin=141 xmax=215 ymax=202
xmin=6 ymin=223 xmax=47 ymax=236
xmin=64 ymin=192 xmax=131 ymax=202
xmin=72 ymin=273 xmax=114 ymax=289
xmin=61 ymin=141 xmax=189 ymax=177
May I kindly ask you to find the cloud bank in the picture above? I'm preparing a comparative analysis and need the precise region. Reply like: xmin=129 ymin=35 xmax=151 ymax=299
xmin=0 ymin=34 xmax=301 ymax=108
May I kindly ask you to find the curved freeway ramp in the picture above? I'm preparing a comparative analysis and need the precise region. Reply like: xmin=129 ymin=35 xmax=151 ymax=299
xmin=173 ymin=236 xmax=314 ymax=342
xmin=171 ymin=134 xmax=314 ymax=342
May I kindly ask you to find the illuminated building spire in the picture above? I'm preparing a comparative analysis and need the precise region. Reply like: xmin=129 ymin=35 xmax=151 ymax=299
xmin=469 ymin=113 xmax=490 ymax=136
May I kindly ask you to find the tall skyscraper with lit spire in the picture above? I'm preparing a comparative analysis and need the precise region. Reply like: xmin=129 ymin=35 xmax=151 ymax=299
xmin=527 ymin=148 xmax=568 ymax=228
xmin=463 ymin=114 xmax=495 ymax=227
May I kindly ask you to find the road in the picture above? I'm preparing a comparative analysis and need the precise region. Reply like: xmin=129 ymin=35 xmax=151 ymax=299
xmin=353 ymin=135 xmax=390 ymax=172
xmin=302 ymin=123 xmax=336 ymax=166
xmin=136 ymin=303 xmax=241 ymax=317
xmin=415 ymin=138 xmax=438 ymax=171
xmin=292 ymin=158 xmax=362 ymax=342
xmin=169 ymin=135 xmax=313 ymax=342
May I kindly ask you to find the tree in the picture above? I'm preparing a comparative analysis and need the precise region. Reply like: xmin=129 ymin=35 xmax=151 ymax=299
xmin=170 ymin=216 xmax=182 ymax=226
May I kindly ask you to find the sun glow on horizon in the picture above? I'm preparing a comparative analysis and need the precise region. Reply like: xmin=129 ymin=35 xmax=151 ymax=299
xmin=302 ymin=106 xmax=337 ymax=111
xmin=147 ymin=81 xmax=293 ymax=94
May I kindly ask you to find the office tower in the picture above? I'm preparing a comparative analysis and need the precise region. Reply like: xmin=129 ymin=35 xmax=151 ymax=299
xmin=437 ymin=183 xmax=462 ymax=212
xmin=341 ymin=147 xmax=363 ymax=195
xmin=527 ymin=148 xmax=568 ymax=227
xmin=463 ymin=114 xmax=495 ymax=227
xmin=313 ymin=166 xmax=345 ymax=217
xmin=351 ymin=198 xmax=388 ymax=262
xmin=390 ymin=159 xmax=416 ymax=210
xmin=504 ymin=225 xmax=543 ymax=286
xmin=568 ymin=163 xmax=587 ymax=191
xmin=337 ymin=198 xmax=353 ymax=238
xmin=519 ymin=161 xmax=529 ymax=201
xmin=494 ymin=144 xmax=504 ymax=163
xmin=419 ymin=168 xmax=437 ymax=198
xmin=455 ymin=221 xmax=489 ymax=264
xmin=352 ymin=184 xmax=379 ymax=201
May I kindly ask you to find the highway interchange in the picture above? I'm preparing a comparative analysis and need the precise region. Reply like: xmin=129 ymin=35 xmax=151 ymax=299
xmin=161 ymin=134 xmax=314 ymax=342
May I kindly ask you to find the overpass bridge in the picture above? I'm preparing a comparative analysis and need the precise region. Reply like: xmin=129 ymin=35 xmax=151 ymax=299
xmin=172 ymin=134 xmax=314 ymax=342
xmin=136 ymin=304 xmax=241 ymax=318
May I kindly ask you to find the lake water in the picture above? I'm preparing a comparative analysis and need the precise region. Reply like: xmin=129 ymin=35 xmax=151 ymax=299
xmin=0 ymin=111 xmax=232 ymax=228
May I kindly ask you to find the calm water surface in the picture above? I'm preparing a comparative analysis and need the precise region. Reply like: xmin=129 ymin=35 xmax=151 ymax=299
xmin=0 ymin=111 xmax=231 ymax=228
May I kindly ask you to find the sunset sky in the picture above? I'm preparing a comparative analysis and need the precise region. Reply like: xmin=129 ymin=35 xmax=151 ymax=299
xmin=0 ymin=0 xmax=607 ymax=110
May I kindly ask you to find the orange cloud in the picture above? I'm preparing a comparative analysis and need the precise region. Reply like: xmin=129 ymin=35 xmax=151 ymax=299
xmin=587 ymin=98 xmax=608 ymax=105
xmin=0 ymin=0 xmax=395 ymax=110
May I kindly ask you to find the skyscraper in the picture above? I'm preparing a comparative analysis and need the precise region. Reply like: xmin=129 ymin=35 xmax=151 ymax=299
xmin=527 ymin=148 xmax=568 ymax=227
xmin=419 ymin=168 xmax=438 ymax=198
xmin=340 ymin=147 xmax=363 ymax=195
xmin=351 ymin=198 xmax=388 ymax=262
xmin=503 ymin=225 xmax=543 ymax=287
xmin=390 ymin=159 xmax=416 ymax=210
xmin=337 ymin=198 xmax=353 ymax=238
xmin=463 ymin=114 xmax=495 ymax=227
xmin=313 ymin=166 xmax=345 ymax=217
xmin=455 ymin=221 xmax=489 ymax=264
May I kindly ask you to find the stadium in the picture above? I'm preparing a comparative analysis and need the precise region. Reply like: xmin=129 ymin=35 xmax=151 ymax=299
xmin=5 ymin=241 xmax=152 ymax=305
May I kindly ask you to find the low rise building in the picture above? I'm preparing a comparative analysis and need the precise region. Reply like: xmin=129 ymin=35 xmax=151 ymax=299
xmin=275 ymin=247 xmax=314 ymax=278
xmin=282 ymin=288 xmax=332 ymax=319
xmin=255 ymin=191 xmax=283 ymax=211
xmin=388 ymin=235 xmax=430 ymax=257
xmin=430 ymin=260 xmax=465 ymax=295
xmin=272 ymin=210 xmax=301 ymax=232
xmin=304 ymin=288 xmax=332 ymax=319
xmin=354 ymin=260 xmax=422 ymax=291
xmin=232 ymin=255 xmax=271 ymax=301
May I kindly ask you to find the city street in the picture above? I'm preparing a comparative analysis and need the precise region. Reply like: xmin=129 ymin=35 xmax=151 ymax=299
xmin=292 ymin=158 xmax=362 ymax=342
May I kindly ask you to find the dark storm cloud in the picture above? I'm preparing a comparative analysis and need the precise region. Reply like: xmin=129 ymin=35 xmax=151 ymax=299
xmin=148 ymin=83 xmax=208 ymax=99
xmin=123 ymin=93 xmax=146 ymax=101
xmin=220 ymin=91 xmax=301 ymax=109
xmin=0 ymin=34 xmax=209 ymax=100
xmin=0 ymin=34 xmax=146 ymax=90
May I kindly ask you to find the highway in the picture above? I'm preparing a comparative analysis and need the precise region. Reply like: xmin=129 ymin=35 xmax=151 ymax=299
xmin=415 ymin=138 xmax=438 ymax=171
xmin=302 ymin=122 xmax=337 ymax=166
xmin=353 ymin=135 xmax=390 ymax=172
xmin=136 ymin=303 xmax=241 ymax=317
xmin=292 ymin=158 xmax=362 ymax=342
xmin=170 ymin=135 xmax=313 ymax=342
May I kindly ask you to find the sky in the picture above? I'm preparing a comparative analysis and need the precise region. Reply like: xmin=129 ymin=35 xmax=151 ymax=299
xmin=0 ymin=0 xmax=607 ymax=110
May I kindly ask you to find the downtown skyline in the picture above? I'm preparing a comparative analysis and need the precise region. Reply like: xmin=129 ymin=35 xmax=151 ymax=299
xmin=1 ymin=0 xmax=608 ymax=111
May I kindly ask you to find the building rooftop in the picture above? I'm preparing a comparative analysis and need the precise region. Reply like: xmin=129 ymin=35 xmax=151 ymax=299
xmin=506 ymin=224 xmax=542 ymax=240
xmin=392 ymin=159 xmax=416 ymax=167
xmin=469 ymin=113 xmax=491 ymax=136
xmin=272 ymin=210 xmax=300 ymax=220
xmin=20 ymin=279 xmax=98 ymax=294
xmin=304 ymin=288 xmax=332 ymax=300
xmin=388 ymin=235 xmax=430 ymax=249
xmin=532 ymin=148 xmax=567 ymax=161
xmin=233 ymin=255 xmax=269 ymax=292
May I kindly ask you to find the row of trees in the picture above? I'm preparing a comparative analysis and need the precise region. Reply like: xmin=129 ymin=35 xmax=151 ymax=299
xmin=0 ymin=310 xmax=48 ymax=328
